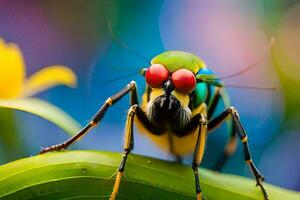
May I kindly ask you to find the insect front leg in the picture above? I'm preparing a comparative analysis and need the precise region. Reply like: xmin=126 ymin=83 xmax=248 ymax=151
xmin=192 ymin=114 xmax=208 ymax=200
xmin=207 ymin=87 xmax=237 ymax=171
xmin=208 ymin=106 xmax=268 ymax=200
xmin=109 ymin=105 xmax=137 ymax=200
xmin=211 ymin=129 xmax=237 ymax=171
xmin=39 ymin=81 xmax=138 ymax=154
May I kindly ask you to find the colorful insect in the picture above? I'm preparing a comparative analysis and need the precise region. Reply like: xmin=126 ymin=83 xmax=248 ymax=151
xmin=39 ymin=50 xmax=268 ymax=200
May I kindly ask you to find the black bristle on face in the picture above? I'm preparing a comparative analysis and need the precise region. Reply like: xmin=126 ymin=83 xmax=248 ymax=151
xmin=148 ymin=94 xmax=191 ymax=133
xmin=152 ymin=95 xmax=181 ymax=121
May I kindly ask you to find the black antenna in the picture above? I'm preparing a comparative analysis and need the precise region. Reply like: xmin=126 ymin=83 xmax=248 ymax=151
xmin=219 ymin=37 xmax=276 ymax=80
xmin=102 ymin=68 xmax=146 ymax=84
xmin=107 ymin=21 xmax=151 ymax=65
xmin=102 ymin=71 xmax=140 ymax=84
xmin=225 ymin=84 xmax=275 ymax=91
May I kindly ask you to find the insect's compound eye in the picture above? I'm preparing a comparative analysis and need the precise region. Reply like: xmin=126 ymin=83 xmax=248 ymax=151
xmin=145 ymin=64 xmax=169 ymax=88
xmin=171 ymin=69 xmax=196 ymax=93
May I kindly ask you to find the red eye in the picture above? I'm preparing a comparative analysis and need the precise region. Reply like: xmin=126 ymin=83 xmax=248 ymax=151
xmin=145 ymin=64 xmax=169 ymax=88
xmin=171 ymin=69 xmax=196 ymax=93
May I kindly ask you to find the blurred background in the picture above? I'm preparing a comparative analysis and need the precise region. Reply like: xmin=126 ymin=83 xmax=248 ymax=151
xmin=0 ymin=0 xmax=299 ymax=192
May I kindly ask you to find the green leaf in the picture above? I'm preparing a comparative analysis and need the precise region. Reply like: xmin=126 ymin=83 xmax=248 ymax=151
xmin=0 ymin=98 xmax=81 ymax=136
xmin=0 ymin=150 xmax=298 ymax=200
xmin=0 ymin=109 xmax=27 ymax=163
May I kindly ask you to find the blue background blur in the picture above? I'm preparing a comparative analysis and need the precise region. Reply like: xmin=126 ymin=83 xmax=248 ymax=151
xmin=0 ymin=0 xmax=300 ymax=192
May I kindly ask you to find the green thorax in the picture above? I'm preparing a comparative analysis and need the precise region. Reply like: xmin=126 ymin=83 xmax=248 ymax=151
xmin=151 ymin=51 xmax=206 ymax=74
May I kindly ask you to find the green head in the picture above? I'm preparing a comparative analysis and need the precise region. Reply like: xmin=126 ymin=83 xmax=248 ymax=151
xmin=141 ymin=50 xmax=223 ymax=111
xmin=151 ymin=51 xmax=206 ymax=74
xmin=140 ymin=50 xmax=223 ymax=131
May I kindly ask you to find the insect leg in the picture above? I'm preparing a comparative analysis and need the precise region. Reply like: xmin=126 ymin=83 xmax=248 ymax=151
xmin=192 ymin=114 xmax=208 ymax=200
xmin=110 ymin=105 xmax=137 ymax=200
xmin=207 ymin=86 xmax=221 ymax=119
xmin=206 ymin=87 xmax=237 ymax=171
xmin=208 ymin=106 xmax=268 ymax=200
xmin=211 ymin=128 xmax=236 ymax=171
xmin=39 ymin=81 xmax=138 ymax=154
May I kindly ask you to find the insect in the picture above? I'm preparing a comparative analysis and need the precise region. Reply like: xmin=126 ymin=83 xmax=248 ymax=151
xmin=39 ymin=50 xmax=268 ymax=200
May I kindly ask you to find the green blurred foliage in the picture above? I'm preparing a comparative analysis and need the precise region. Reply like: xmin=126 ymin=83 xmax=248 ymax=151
xmin=258 ymin=0 xmax=300 ymax=131
xmin=0 ymin=109 xmax=27 ymax=163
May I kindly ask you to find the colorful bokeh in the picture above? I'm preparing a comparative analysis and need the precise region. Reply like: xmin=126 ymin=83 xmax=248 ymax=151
xmin=0 ymin=0 xmax=299 ymax=192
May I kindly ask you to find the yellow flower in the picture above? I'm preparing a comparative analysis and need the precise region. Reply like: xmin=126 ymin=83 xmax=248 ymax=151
xmin=0 ymin=37 xmax=80 ymax=136
xmin=0 ymin=37 xmax=76 ymax=99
